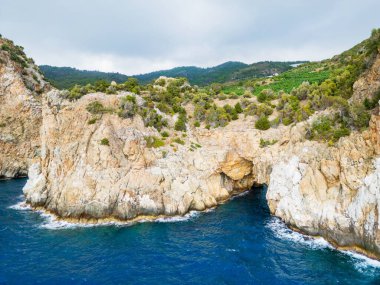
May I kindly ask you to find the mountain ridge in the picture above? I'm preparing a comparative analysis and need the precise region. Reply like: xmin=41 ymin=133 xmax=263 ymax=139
xmin=40 ymin=60 xmax=307 ymax=89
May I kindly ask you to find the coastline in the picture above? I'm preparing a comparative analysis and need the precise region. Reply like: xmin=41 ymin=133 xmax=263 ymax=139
xmin=12 ymin=188 xmax=380 ymax=263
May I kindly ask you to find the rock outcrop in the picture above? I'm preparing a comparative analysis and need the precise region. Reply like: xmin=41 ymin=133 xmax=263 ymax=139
xmin=0 ymin=39 xmax=49 ymax=178
xmin=23 ymin=84 xmax=380 ymax=258
xmin=0 ymin=35 xmax=378 ymax=260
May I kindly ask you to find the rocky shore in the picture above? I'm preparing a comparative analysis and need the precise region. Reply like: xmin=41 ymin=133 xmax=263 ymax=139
xmin=1 ymin=36 xmax=379 ymax=259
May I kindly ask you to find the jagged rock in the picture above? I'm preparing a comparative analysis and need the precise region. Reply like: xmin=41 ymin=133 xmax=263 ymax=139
xmin=0 ymin=41 xmax=49 ymax=178
xmin=22 ymin=86 xmax=380 ymax=258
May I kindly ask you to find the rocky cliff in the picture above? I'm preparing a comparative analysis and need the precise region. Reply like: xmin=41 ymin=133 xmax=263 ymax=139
xmin=1 ymin=34 xmax=379 ymax=260
xmin=23 ymin=86 xmax=380 ymax=258
xmin=0 ymin=38 xmax=49 ymax=178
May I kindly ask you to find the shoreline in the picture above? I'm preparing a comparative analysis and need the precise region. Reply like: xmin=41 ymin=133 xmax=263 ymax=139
xmin=12 ymin=188 xmax=380 ymax=263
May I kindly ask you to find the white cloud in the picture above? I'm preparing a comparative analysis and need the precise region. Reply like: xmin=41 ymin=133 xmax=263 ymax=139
xmin=0 ymin=0 xmax=379 ymax=74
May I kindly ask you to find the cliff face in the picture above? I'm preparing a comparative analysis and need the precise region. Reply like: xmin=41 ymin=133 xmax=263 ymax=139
xmin=23 ymin=83 xmax=380 ymax=257
xmin=0 ymin=38 xmax=49 ymax=178
xmin=0 ymin=34 xmax=377 ymax=259
xmin=267 ymin=53 xmax=380 ymax=258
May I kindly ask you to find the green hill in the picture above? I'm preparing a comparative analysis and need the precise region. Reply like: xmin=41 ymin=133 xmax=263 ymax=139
xmin=40 ymin=60 xmax=306 ymax=89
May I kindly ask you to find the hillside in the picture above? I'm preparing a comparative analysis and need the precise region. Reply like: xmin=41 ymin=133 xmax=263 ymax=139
xmin=39 ymin=66 xmax=129 ymax=90
xmin=40 ymin=60 xmax=306 ymax=89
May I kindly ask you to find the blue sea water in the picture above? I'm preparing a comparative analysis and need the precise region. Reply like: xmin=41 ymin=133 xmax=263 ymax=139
xmin=1 ymin=178 xmax=380 ymax=285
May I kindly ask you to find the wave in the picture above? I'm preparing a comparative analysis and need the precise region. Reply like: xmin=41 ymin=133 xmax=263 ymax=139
xmin=38 ymin=212 xmax=131 ymax=230
xmin=9 ymin=198 xmax=214 ymax=229
xmin=345 ymin=251 xmax=380 ymax=273
xmin=8 ymin=198 xmax=31 ymax=211
xmin=266 ymin=217 xmax=380 ymax=271
xmin=266 ymin=218 xmax=332 ymax=250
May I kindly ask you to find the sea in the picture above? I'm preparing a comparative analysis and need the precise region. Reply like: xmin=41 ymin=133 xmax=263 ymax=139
xmin=1 ymin=178 xmax=380 ymax=284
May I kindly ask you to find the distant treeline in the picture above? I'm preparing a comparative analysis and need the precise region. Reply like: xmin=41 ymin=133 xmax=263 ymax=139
xmin=40 ymin=61 xmax=307 ymax=89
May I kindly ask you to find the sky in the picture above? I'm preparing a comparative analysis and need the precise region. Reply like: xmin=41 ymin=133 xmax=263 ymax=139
xmin=0 ymin=0 xmax=379 ymax=75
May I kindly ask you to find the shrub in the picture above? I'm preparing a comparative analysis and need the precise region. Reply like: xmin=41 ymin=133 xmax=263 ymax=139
xmin=156 ymin=78 xmax=166 ymax=87
xmin=309 ymin=115 xmax=351 ymax=142
xmin=333 ymin=128 xmax=350 ymax=140
xmin=234 ymin=102 xmax=243 ymax=113
xmin=173 ymin=138 xmax=185 ymax=145
xmin=282 ymin=117 xmax=293 ymax=126
xmin=311 ymin=116 xmax=332 ymax=138
xmin=88 ymin=118 xmax=97 ymax=125
xmin=100 ymin=138 xmax=110 ymax=146
xmin=194 ymin=121 xmax=200 ymax=127
xmin=144 ymin=136 xmax=165 ymax=148
xmin=257 ymin=92 xmax=267 ymax=103
xmin=119 ymin=96 xmax=137 ymax=118
xmin=174 ymin=113 xmax=187 ymax=132
xmin=259 ymin=138 xmax=278 ymax=148
xmin=161 ymin=131 xmax=169 ymax=137
xmin=255 ymin=116 xmax=270 ymax=130
xmin=140 ymin=108 xmax=168 ymax=131
xmin=206 ymin=106 xmax=230 ymax=128
xmin=349 ymin=105 xmax=371 ymax=130
xmin=363 ymin=88 xmax=380 ymax=110
xmin=86 ymin=101 xmax=107 ymax=114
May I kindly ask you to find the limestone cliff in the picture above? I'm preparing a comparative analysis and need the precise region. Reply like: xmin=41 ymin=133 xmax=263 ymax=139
xmin=0 ymin=38 xmax=49 ymax=178
xmin=23 ymin=83 xmax=380 ymax=257
xmin=0 ymin=34 xmax=379 ymax=260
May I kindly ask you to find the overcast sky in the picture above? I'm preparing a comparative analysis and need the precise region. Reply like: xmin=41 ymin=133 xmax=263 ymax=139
xmin=1 ymin=0 xmax=379 ymax=75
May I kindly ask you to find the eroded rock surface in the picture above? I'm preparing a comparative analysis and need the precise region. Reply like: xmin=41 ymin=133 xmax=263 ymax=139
xmin=0 ymin=40 xmax=49 ymax=178
xmin=22 ymin=84 xmax=380 ymax=258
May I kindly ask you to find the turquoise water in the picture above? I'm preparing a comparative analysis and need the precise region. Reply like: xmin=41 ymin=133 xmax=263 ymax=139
xmin=1 ymin=178 xmax=380 ymax=284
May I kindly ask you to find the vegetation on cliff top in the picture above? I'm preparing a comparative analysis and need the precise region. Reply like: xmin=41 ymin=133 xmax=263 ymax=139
xmin=66 ymin=29 xmax=380 ymax=145
xmin=0 ymin=36 xmax=47 ymax=94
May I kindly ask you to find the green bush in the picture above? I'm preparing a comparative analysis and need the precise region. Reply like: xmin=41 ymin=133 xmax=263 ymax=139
xmin=140 ymin=108 xmax=168 ymax=131
xmin=234 ymin=102 xmax=243 ymax=113
xmin=161 ymin=131 xmax=169 ymax=137
xmin=100 ymin=138 xmax=109 ymax=146
xmin=309 ymin=115 xmax=351 ymax=142
xmin=173 ymin=138 xmax=185 ymax=145
xmin=363 ymin=88 xmax=380 ymax=110
xmin=194 ymin=121 xmax=200 ymax=127
xmin=144 ymin=136 xmax=165 ymax=148
xmin=174 ymin=113 xmax=187 ymax=132
xmin=333 ymin=128 xmax=350 ymax=140
xmin=119 ymin=95 xmax=137 ymax=118
xmin=349 ymin=105 xmax=371 ymax=130
xmin=282 ymin=117 xmax=293 ymax=126
xmin=259 ymin=138 xmax=278 ymax=148
xmin=255 ymin=116 xmax=270 ymax=130
xmin=88 ymin=118 xmax=97 ymax=125
xmin=257 ymin=92 xmax=267 ymax=103
xmin=86 ymin=101 xmax=107 ymax=114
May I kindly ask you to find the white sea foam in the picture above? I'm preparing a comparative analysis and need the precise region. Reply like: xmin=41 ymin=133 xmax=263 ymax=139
xmin=267 ymin=217 xmax=380 ymax=271
xmin=8 ymin=200 xmax=31 ymax=211
xmin=39 ymin=208 xmax=215 ymax=229
xmin=155 ymin=211 xmax=201 ymax=223
xmin=226 ymin=248 xmax=238 ymax=252
xmin=266 ymin=218 xmax=332 ymax=250
xmin=345 ymin=251 xmax=380 ymax=272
